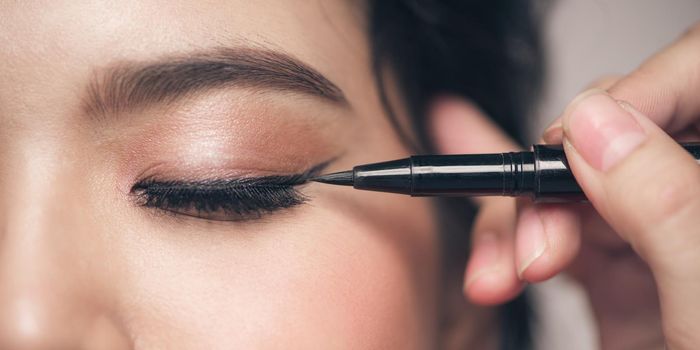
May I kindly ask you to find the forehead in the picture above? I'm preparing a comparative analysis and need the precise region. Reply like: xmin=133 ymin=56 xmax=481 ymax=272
xmin=0 ymin=1 xmax=368 ymax=107
xmin=1 ymin=1 xmax=365 ymax=53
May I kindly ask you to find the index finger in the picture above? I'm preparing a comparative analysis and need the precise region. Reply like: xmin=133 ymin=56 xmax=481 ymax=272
xmin=608 ymin=22 xmax=700 ymax=133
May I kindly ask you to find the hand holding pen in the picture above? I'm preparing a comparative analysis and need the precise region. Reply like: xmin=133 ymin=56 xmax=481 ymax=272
xmin=311 ymin=22 xmax=700 ymax=348
xmin=435 ymin=24 xmax=700 ymax=349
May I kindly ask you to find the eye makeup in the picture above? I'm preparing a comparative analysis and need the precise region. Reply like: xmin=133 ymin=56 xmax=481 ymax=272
xmin=130 ymin=161 xmax=330 ymax=221
xmin=108 ymin=89 xmax=350 ymax=223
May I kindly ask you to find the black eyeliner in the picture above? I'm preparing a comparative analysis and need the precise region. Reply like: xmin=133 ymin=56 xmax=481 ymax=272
xmin=130 ymin=161 xmax=330 ymax=220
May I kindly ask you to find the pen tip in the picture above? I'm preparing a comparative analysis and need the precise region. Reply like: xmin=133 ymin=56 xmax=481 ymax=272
xmin=312 ymin=170 xmax=354 ymax=186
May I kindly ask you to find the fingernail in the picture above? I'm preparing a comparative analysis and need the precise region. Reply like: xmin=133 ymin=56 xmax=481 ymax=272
xmin=543 ymin=89 xmax=605 ymax=144
xmin=542 ymin=124 xmax=563 ymax=144
xmin=544 ymin=118 xmax=562 ymax=134
xmin=465 ymin=232 xmax=501 ymax=287
xmin=563 ymin=92 xmax=647 ymax=171
xmin=516 ymin=206 xmax=547 ymax=278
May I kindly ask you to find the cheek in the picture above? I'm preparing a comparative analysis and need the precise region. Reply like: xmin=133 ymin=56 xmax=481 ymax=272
xmin=111 ymin=195 xmax=438 ymax=349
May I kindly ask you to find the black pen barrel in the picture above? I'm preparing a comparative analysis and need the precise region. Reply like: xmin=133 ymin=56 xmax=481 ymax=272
xmin=409 ymin=152 xmax=533 ymax=196
xmin=527 ymin=145 xmax=582 ymax=201
xmin=350 ymin=142 xmax=700 ymax=202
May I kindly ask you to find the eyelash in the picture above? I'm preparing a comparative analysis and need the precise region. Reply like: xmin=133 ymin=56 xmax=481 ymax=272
xmin=131 ymin=178 xmax=305 ymax=221
xmin=129 ymin=167 xmax=324 ymax=222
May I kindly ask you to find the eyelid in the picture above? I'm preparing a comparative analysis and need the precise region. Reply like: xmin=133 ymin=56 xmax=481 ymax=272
xmin=130 ymin=159 xmax=331 ymax=194
xmin=132 ymin=180 xmax=307 ymax=221
xmin=128 ymin=160 xmax=332 ymax=222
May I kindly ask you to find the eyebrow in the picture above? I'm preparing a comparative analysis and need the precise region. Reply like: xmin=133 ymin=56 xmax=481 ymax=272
xmin=82 ymin=47 xmax=348 ymax=117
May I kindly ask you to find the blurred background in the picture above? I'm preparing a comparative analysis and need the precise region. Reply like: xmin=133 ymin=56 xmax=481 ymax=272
xmin=532 ymin=1 xmax=700 ymax=349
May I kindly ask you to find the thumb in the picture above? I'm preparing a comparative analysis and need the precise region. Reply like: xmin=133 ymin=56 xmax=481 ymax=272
xmin=561 ymin=90 xmax=700 ymax=347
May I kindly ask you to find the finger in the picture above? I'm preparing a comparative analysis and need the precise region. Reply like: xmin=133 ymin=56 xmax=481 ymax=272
xmin=430 ymin=97 xmax=586 ymax=293
xmin=547 ymin=23 xmax=700 ymax=143
xmin=561 ymin=90 xmax=700 ymax=347
xmin=586 ymin=75 xmax=624 ymax=91
xmin=428 ymin=97 xmax=524 ymax=304
xmin=544 ymin=75 xmax=622 ymax=144
xmin=518 ymin=88 xmax=604 ymax=282
xmin=515 ymin=198 xmax=582 ymax=283
xmin=607 ymin=22 xmax=700 ymax=133
xmin=429 ymin=96 xmax=519 ymax=154
xmin=464 ymin=198 xmax=524 ymax=305
xmin=429 ymin=97 xmax=517 ymax=206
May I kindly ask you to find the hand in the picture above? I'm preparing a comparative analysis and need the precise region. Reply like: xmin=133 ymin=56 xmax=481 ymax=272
xmin=541 ymin=22 xmax=700 ymax=349
xmin=430 ymin=22 xmax=700 ymax=349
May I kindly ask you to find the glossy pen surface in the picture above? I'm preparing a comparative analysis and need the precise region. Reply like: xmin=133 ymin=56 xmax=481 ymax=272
xmin=313 ymin=143 xmax=700 ymax=202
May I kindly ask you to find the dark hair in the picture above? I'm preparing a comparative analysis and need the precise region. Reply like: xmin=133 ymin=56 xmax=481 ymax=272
xmin=368 ymin=1 xmax=544 ymax=349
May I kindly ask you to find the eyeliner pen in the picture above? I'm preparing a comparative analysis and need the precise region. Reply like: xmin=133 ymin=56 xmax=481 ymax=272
xmin=312 ymin=143 xmax=700 ymax=202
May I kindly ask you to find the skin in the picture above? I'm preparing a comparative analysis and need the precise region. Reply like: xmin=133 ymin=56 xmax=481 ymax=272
xmin=1 ymin=1 xmax=503 ymax=348
xmin=8 ymin=2 xmax=696 ymax=349
xmin=438 ymin=22 xmax=700 ymax=349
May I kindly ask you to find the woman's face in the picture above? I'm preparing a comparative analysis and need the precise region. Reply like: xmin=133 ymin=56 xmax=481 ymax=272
xmin=0 ymin=1 xmax=439 ymax=348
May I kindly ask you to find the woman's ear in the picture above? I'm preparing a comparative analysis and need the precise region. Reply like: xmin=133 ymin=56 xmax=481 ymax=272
xmin=428 ymin=96 xmax=519 ymax=153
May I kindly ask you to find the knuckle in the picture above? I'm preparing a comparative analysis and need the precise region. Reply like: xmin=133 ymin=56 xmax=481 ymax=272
xmin=645 ymin=171 xmax=700 ymax=228
xmin=682 ymin=21 xmax=700 ymax=38
xmin=630 ymin=173 xmax=700 ymax=269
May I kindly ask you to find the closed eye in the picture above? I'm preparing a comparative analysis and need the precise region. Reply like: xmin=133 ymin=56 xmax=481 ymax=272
xmin=130 ymin=162 xmax=329 ymax=221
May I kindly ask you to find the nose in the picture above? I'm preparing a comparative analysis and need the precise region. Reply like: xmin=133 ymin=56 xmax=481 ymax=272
xmin=0 ymin=154 xmax=132 ymax=349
